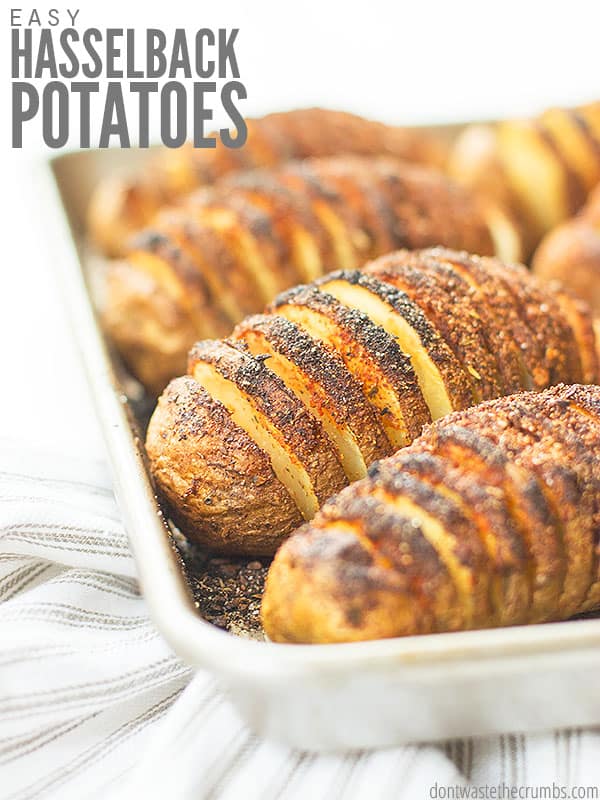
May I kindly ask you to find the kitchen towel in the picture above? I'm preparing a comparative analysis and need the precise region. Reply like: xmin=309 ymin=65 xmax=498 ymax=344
xmin=1 ymin=439 xmax=599 ymax=800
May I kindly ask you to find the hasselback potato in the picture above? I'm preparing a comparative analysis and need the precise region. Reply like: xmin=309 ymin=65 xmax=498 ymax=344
xmin=449 ymin=101 xmax=600 ymax=261
xmin=145 ymin=248 xmax=599 ymax=556
xmin=106 ymin=156 xmax=493 ymax=393
xmin=261 ymin=383 xmax=600 ymax=643
xmin=533 ymin=184 xmax=600 ymax=315
xmin=88 ymin=108 xmax=447 ymax=257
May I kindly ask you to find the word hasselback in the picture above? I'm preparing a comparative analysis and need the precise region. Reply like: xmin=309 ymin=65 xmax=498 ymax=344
xmin=11 ymin=27 xmax=246 ymax=149
xmin=11 ymin=28 xmax=240 ymax=80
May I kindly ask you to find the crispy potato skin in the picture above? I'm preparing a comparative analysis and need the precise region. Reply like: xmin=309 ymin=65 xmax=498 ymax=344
xmin=271 ymin=281 xmax=431 ymax=446
xmin=106 ymin=156 xmax=490 ymax=392
xmin=188 ymin=339 xmax=347 ymax=508
xmin=233 ymin=313 xmax=391 ymax=465
xmin=146 ymin=377 xmax=303 ymax=554
xmin=262 ymin=385 xmax=600 ymax=642
xmin=261 ymin=525 xmax=428 ymax=644
xmin=89 ymin=108 xmax=448 ymax=257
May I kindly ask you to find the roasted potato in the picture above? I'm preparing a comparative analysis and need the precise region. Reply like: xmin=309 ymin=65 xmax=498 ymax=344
xmin=105 ymin=156 xmax=493 ymax=394
xmin=532 ymin=184 xmax=600 ymax=316
xmin=145 ymin=249 xmax=598 ymax=556
xmin=88 ymin=108 xmax=448 ymax=257
xmin=262 ymin=384 xmax=600 ymax=642
xmin=449 ymin=102 xmax=600 ymax=260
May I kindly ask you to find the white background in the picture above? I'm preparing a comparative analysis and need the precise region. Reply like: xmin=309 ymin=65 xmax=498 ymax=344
xmin=1 ymin=0 xmax=599 ymax=458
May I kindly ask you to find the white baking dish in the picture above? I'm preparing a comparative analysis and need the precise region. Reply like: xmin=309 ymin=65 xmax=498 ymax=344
xmin=42 ymin=134 xmax=600 ymax=751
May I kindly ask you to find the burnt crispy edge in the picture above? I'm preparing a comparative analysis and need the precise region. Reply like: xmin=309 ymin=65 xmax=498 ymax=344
xmin=188 ymin=338 xmax=347 ymax=501
xmin=271 ymin=284 xmax=430 ymax=440
xmin=233 ymin=313 xmax=391 ymax=461
xmin=321 ymin=491 xmax=460 ymax=632
xmin=364 ymin=253 xmax=496 ymax=402
xmin=422 ymin=248 xmax=525 ymax=392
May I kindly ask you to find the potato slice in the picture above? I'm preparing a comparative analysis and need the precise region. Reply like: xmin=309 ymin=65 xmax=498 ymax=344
xmin=189 ymin=340 xmax=347 ymax=520
xmin=217 ymin=172 xmax=329 ymax=283
xmin=318 ymin=271 xmax=460 ymax=418
xmin=498 ymin=119 xmax=574 ymax=235
xmin=127 ymin=235 xmax=230 ymax=338
xmin=448 ymin=124 xmax=535 ymax=262
xmin=578 ymin=102 xmax=600 ymax=133
xmin=234 ymin=314 xmax=391 ymax=480
xmin=372 ymin=159 xmax=494 ymax=256
xmin=501 ymin=261 xmax=583 ymax=383
xmin=272 ymin=286 xmax=430 ymax=448
xmin=541 ymin=108 xmax=600 ymax=191
xmin=479 ymin=257 xmax=581 ymax=386
xmin=320 ymin=487 xmax=460 ymax=633
xmin=364 ymin=252 xmax=499 ymax=403
xmin=411 ymin=253 xmax=518 ymax=395
xmin=547 ymin=286 xmax=599 ymax=385
xmin=529 ymin=387 xmax=600 ymax=611
xmin=154 ymin=212 xmax=245 ymax=324
xmin=103 ymin=258 xmax=198 ymax=395
xmin=189 ymin=194 xmax=299 ymax=301
xmin=443 ymin=401 xmax=594 ymax=617
xmin=481 ymin=202 xmax=527 ymax=264
xmin=389 ymin=448 xmax=534 ymax=625
xmin=169 ymin=206 xmax=271 ymax=317
xmin=279 ymin=163 xmax=368 ymax=271
xmin=434 ymin=248 xmax=585 ymax=390
xmin=536 ymin=120 xmax=588 ymax=212
xmin=146 ymin=376 xmax=303 ymax=554
xmin=423 ymin=249 xmax=525 ymax=392
xmin=367 ymin=471 xmax=492 ymax=630
xmin=308 ymin=159 xmax=398 ymax=256
xmin=506 ymin=400 xmax=597 ymax=616
xmin=413 ymin=427 xmax=563 ymax=624
xmin=106 ymin=232 xmax=237 ymax=393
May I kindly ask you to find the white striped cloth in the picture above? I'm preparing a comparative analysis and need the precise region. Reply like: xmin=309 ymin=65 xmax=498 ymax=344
xmin=1 ymin=440 xmax=599 ymax=800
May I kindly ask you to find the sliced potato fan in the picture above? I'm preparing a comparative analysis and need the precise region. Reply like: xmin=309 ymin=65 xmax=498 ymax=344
xmin=272 ymin=285 xmax=430 ymax=449
xmin=316 ymin=272 xmax=456 ymax=419
xmin=88 ymin=107 xmax=449 ymax=258
xmin=234 ymin=314 xmax=390 ymax=480
xmin=146 ymin=248 xmax=598 ymax=556
xmin=449 ymin=100 xmax=600 ymax=260
xmin=188 ymin=339 xmax=347 ymax=520
xmin=262 ymin=384 xmax=600 ymax=643
xmin=106 ymin=155 xmax=493 ymax=393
